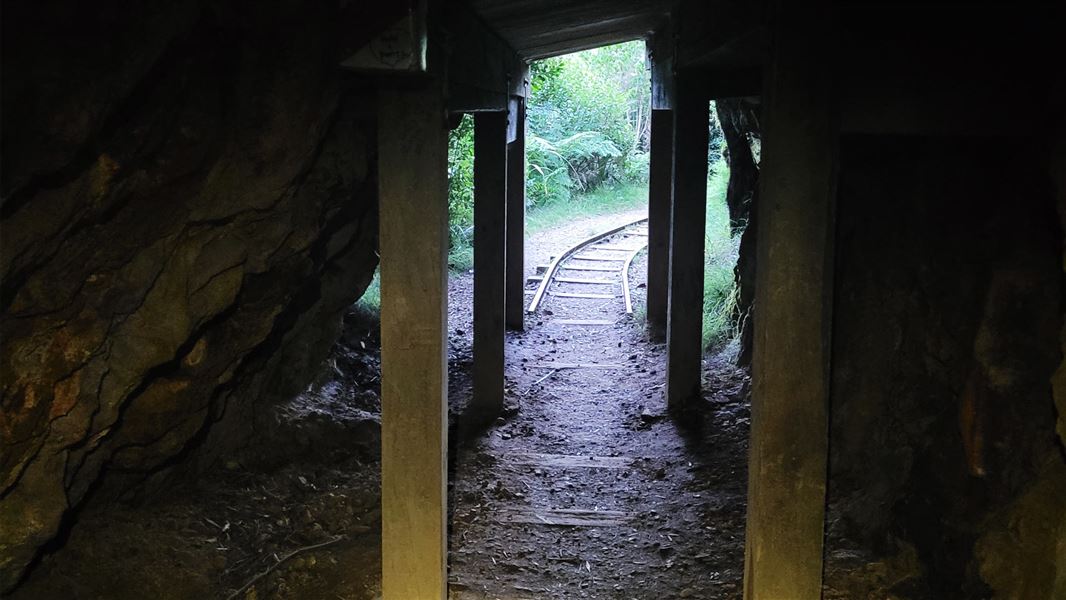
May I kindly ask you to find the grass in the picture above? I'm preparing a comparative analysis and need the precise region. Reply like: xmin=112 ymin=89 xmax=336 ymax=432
xmin=702 ymin=160 xmax=739 ymax=350
xmin=355 ymin=173 xmax=738 ymax=352
xmin=443 ymin=180 xmax=648 ymax=273
xmin=526 ymin=181 xmax=648 ymax=234
xmin=449 ymin=243 xmax=474 ymax=272
xmin=353 ymin=270 xmax=381 ymax=315
xmin=357 ymin=181 xmax=648 ymax=313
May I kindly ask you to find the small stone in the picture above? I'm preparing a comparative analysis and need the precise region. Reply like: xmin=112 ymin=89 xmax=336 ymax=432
xmin=680 ymin=588 xmax=696 ymax=598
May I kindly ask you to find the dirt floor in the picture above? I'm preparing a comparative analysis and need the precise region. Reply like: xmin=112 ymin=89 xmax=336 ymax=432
xmin=13 ymin=208 xmax=754 ymax=600
xmin=448 ymin=211 xmax=751 ymax=600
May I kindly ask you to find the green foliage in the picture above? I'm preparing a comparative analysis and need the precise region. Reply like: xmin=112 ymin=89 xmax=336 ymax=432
xmin=353 ymin=269 xmax=381 ymax=317
xmin=623 ymin=151 xmax=650 ymax=182
xmin=526 ymin=41 xmax=649 ymax=208
xmin=443 ymin=41 xmax=651 ymax=272
xmin=708 ymin=102 xmax=725 ymax=167
xmin=527 ymin=131 xmax=623 ymax=206
xmin=526 ymin=133 xmax=574 ymax=205
xmin=448 ymin=115 xmax=475 ymax=270
xmin=702 ymin=159 xmax=739 ymax=349
xmin=525 ymin=181 xmax=647 ymax=234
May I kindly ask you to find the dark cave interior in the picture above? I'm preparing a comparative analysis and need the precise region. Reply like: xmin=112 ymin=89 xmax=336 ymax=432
xmin=2 ymin=1 xmax=1064 ymax=598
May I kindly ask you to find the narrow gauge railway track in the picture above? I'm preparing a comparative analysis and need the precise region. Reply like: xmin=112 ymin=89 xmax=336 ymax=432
xmin=526 ymin=217 xmax=649 ymax=316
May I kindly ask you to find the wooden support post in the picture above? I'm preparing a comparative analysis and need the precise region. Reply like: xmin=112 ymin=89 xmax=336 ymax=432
xmin=743 ymin=5 xmax=837 ymax=599
xmin=505 ymin=97 xmax=527 ymax=330
xmin=665 ymin=75 xmax=709 ymax=410
xmin=378 ymin=86 xmax=449 ymax=600
xmin=646 ymin=109 xmax=674 ymax=339
xmin=472 ymin=111 xmax=508 ymax=419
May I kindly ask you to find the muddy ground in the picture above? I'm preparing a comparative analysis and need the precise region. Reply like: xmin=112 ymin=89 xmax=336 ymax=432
xmin=15 ymin=210 xmax=761 ymax=600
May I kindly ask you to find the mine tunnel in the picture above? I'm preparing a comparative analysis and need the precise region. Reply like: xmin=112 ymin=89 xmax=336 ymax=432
xmin=2 ymin=1 xmax=1065 ymax=599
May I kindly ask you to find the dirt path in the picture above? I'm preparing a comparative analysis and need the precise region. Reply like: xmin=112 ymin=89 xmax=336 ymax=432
xmin=447 ymin=211 xmax=751 ymax=599
xmin=14 ymin=208 xmax=750 ymax=600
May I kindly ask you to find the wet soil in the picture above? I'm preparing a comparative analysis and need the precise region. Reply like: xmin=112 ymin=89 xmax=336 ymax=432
xmin=13 ymin=209 xmax=752 ymax=600
xmin=448 ymin=216 xmax=751 ymax=599
xmin=13 ymin=316 xmax=387 ymax=600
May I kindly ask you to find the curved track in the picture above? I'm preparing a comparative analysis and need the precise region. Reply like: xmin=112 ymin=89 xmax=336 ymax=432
xmin=526 ymin=217 xmax=649 ymax=316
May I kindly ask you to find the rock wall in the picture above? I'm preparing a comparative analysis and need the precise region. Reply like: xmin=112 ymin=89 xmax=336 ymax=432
xmin=0 ymin=1 xmax=390 ymax=590
xmin=827 ymin=136 xmax=1066 ymax=597
xmin=715 ymin=98 xmax=760 ymax=365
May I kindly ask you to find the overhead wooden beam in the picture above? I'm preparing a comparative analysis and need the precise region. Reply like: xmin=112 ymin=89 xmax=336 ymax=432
xmin=472 ymin=111 xmax=509 ymax=419
xmin=743 ymin=4 xmax=837 ymax=599
xmin=341 ymin=2 xmax=427 ymax=74
xmin=474 ymin=0 xmax=667 ymax=31
xmin=496 ymin=12 xmax=660 ymax=45
xmin=378 ymin=84 xmax=449 ymax=600
xmin=673 ymin=0 xmax=766 ymax=71
xmin=505 ymin=94 xmax=528 ymax=330
xmin=665 ymin=71 xmax=710 ymax=410
xmin=470 ymin=0 xmax=670 ymax=59
xmin=522 ymin=30 xmax=648 ymax=61
xmin=443 ymin=2 xmax=527 ymax=112
xmin=648 ymin=27 xmax=675 ymax=110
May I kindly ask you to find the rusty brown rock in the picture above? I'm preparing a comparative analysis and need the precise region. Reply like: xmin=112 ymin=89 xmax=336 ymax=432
xmin=0 ymin=1 xmax=386 ymax=590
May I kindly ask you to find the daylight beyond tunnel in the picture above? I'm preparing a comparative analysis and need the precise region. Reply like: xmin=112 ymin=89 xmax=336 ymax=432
xmin=2 ymin=2 xmax=1065 ymax=599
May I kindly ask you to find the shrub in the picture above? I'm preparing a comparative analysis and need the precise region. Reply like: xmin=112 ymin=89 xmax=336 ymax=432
xmin=702 ymin=158 xmax=739 ymax=349
xmin=445 ymin=41 xmax=653 ymax=270
xmin=447 ymin=115 xmax=475 ymax=269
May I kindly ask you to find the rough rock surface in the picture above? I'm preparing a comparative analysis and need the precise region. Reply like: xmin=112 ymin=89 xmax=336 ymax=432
xmin=715 ymin=98 xmax=760 ymax=366
xmin=0 ymin=1 xmax=389 ymax=589
xmin=1052 ymin=116 xmax=1066 ymax=455
xmin=825 ymin=137 xmax=1066 ymax=598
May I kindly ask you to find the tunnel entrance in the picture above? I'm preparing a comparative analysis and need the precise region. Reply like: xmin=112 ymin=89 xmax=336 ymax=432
xmin=440 ymin=44 xmax=754 ymax=597
xmin=9 ymin=2 xmax=1059 ymax=599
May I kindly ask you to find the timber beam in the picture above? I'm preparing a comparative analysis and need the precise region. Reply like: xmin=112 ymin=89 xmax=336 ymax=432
xmin=378 ymin=83 xmax=450 ymax=600
xmin=442 ymin=2 xmax=528 ymax=112
xmin=665 ymin=70 xmax=711 ymax=410
xmin=472 ymin=111 xmax=509 ymax=419
xmin=646 ymin=27 xmax=675 ymax=338
xmin=505 ymin=90 xmax=528 ymax=330
xmin=742 ymin=4 xmax=837 ymax=598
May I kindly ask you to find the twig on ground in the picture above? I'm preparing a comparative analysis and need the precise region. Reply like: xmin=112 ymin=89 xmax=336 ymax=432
xmin=225 ymin=535 xmax=345 ymax=600
xmin=522 ymin=369 xmax=558 ymax=395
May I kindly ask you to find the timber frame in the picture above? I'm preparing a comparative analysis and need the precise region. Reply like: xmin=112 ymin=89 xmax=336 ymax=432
xmin=365 ymin=1 xmax=852 ymax=598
